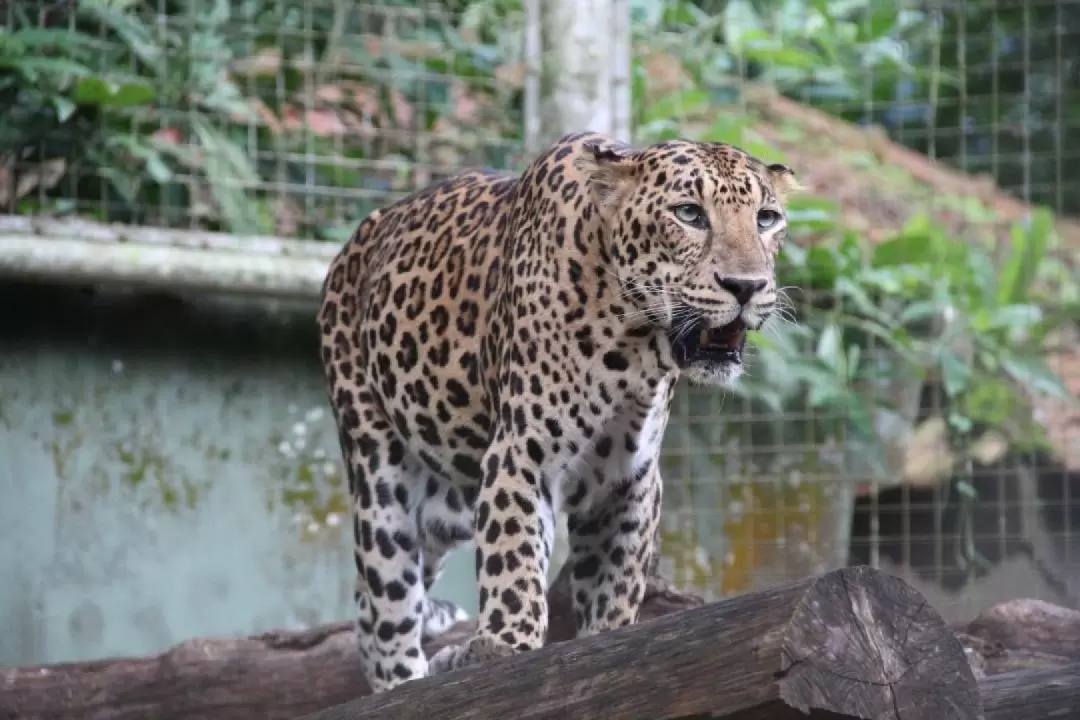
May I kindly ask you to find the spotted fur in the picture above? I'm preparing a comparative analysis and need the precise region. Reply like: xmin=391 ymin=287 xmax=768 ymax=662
xmin=317 ymin=132 xmax=798 ymax=693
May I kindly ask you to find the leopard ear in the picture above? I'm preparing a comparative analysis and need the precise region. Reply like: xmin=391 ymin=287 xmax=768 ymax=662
xmin=766 ymin=162 xmax=802 ymax=199
xmin=575 ymin=139 xmax=638 ymax=207
xmin=582 ymin=138 xmax=636 ymax=163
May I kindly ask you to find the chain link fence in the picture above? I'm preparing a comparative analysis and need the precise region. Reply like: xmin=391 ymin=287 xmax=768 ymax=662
xmin=4 ymin=0 xmax=1079 ymax=621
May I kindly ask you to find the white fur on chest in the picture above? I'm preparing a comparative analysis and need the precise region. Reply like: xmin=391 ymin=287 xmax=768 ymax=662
xmin=558 ymin=375 xmax=673 ymax=516
xmin=620 ymin=375 xmax=673 ymax=479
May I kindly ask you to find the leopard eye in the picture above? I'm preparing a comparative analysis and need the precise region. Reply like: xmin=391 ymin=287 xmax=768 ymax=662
xmin=757 ymin=209 xmax=782 ymax=230
xmin=672 ymin=203 xmax=707 ymax=229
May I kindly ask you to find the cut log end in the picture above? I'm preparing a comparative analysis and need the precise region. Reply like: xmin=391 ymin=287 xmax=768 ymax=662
xmin=777 ymin=566 xmax=982 ymax=719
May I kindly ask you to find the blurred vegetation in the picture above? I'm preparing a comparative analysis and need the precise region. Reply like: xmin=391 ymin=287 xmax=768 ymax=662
xmin=631 ymin=0 xmax=1078 ymax=431
xmin=3 ymin=0 xmax=1078 ymax=589
xmin=4 ymin=0 xmax=1076 ymax=223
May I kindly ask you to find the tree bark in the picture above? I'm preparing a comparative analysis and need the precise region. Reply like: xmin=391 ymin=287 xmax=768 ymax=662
xmin=979 ymin=662 xmax=1080 ymax=720
xmin=299 ymin=566 xmax=980 ymax=720
xmin=955 ymin=598 xmax=1080 ymax=677
xmin=9 ymin=573 xmax=1080 ymax=720
xmin=0 ymin=569 xmax=699 ymax=720
xmin=542 ymin=0 xmax=618 ymax=140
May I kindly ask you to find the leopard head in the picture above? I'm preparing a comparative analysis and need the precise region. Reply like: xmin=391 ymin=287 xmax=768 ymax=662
xmin=576 ymin=137 xmax=800 ymax=386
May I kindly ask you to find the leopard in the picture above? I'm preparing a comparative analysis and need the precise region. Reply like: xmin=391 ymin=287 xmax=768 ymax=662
xmin=317 ymin=131 xmax=799 ymax=694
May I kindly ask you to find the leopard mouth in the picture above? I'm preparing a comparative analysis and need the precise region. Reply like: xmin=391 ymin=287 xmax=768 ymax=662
xmin=669 ymin=317 xmax=748 ymax=368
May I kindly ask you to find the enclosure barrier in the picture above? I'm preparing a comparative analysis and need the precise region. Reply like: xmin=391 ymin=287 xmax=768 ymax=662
xmin=3 ymin=565 xmax=1079 ymax=719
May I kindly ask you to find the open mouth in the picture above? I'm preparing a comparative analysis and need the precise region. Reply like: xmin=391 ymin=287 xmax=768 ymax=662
xmin=670 ymin=317 xmax=748 ymax=368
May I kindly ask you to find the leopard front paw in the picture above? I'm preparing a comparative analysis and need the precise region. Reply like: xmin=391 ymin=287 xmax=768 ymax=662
xmin=427 ymin=634 xmax=516 ymax=675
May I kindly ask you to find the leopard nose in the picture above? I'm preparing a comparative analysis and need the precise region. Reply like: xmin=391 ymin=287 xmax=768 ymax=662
xmin=715 ymin=275 xmax=766 ymax=306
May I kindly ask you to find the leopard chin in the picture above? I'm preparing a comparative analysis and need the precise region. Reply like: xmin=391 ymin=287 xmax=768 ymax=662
xmin=669 ymin=316 xmax=748 ymax=385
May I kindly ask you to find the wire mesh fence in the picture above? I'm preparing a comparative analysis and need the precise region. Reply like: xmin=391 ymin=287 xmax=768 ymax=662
xmin=621 ymin=0 xmax=1080 ymax=618
xmin=3 ymin=0 xmax=1079 ymax=621
xmin=3 ymin=0 xmax=533 ymax=237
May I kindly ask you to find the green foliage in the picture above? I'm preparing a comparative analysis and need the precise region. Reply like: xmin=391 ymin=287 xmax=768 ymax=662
xmin=1 ymin=0 xmax=262 ymax=227
xmin=627 ymin=0 xmax=1080 ymax=470
xmin=631 ymin=0 xmax=946 ymax=111
xmin=4 ymin=0 xmax=1078 ymax=470
xmin=1 ymin=0 xmax=524 ymax=234
xmin=733 ymin=194 xmax=1077 ymax=460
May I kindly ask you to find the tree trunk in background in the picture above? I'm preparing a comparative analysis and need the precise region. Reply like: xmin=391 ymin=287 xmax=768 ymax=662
xmin=522 ymin=0 xmax=542 ymax=155
xmin=538 ymin=0 xmax=631 ymax=143
xmin=609 ymin=0 xmax=632 ymax=143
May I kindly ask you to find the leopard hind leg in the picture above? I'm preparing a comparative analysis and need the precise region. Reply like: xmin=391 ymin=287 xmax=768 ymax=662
xmin=339 ymin=404 xmax=430 ymax=694
xmin=417 ymin=473 xmax=477 ymax=646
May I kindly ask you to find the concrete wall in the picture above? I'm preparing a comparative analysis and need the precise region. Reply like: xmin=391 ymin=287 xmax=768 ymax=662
xmin=0 ymin=279 xmax=478 ymax=666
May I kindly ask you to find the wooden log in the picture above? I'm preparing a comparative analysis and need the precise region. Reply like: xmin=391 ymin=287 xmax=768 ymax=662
xmin=14 ymin=580 xmax=1077 ymax=720
xmin=299 ymin=566 xmax=981 ymax=720
xmin=0 ymin=571 xmax=699 ymax=720
xmin=956 ymin=598 xmax=1080 ymax=677
xmin=979 ymin=661 xmax=1080 ymax=720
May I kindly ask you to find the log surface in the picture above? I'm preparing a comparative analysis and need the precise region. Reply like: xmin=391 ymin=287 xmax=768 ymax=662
xmin=301 ymin=566 xmax=980 ymax=720
xmin=10 ymin=572 xmax=1080 ymax=720
xmin=956 ymin=598 xmax=1080 ymax=677
xmin=978 ymin=661 xmax=1080 ymax=720
xmin=0 ymin=572 xmax=698 ymax=720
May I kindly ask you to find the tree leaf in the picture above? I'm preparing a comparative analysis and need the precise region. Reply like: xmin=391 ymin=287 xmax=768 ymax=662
xmin=51 ymin=96 xmax=77 ymax=122
xmin=858 ymin=4 xmax=900 ymax=42
xmin=816 ymin=322 xmax=844 ymax=370
xmin=1000 ymin=355 xmax=1073 ymax=400
xmin=939 ymin=351 xmax=971 ymax=398
xmin=997 ymin=209 xmax=1054 ymax=307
